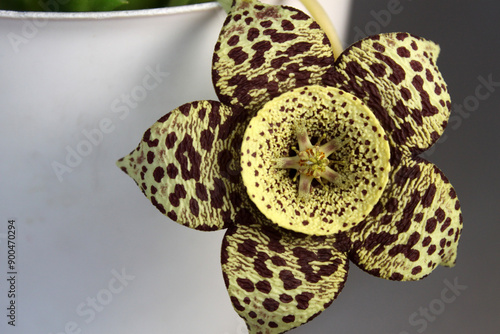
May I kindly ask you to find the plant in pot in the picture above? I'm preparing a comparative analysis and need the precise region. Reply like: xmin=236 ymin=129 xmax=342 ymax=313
xmin=0 ymin=0 xmax=462 ymax=333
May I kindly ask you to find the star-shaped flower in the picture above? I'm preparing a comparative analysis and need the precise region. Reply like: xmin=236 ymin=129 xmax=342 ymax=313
xmin=117 ymin=1 xmax=463 ymax=333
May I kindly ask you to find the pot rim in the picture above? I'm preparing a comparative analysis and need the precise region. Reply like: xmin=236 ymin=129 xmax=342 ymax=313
xmin=0 ymin=1 xmax=220 ymax=20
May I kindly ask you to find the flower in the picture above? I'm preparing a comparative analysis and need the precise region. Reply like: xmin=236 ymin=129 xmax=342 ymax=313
xmin=116 ymin=0 xmax=463 ymax=333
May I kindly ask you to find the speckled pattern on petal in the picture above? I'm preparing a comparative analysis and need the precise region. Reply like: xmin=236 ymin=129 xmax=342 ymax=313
xmin=241 ymin=85 xmax=391 ymax=236
xmin=117 ymin=100 xmax=251 ymax=231
xmin=213 ymin=0 xmax=334 ymax=115
xmin=222 ymin=216 xmax=349 ymax=334
xmin=327 ymin=33 xmax=451 ymax=162
xmin=348 ymin=158 xmax=463 ymax=281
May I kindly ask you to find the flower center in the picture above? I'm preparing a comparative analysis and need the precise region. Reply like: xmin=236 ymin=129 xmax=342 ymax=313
xmin=274 ymin=124 xmax=342 ymax=199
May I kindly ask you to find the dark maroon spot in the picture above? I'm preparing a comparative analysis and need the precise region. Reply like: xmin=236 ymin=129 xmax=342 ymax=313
xmin=165 ymin=132 xmax=177 ymax=149
xmin=167 ymin=210 xmax=177 ymax=221
xmin=422 ymin=236 xmax=432 ymax=247
xmin=200 ymin=129 xmax=215 ymax=151
xmin=410 ymin=60 xmax=423 ymax=72
xmin=189 ymin=198 xmax=199 ymax=217
xmin=153 ymin=167 xmax=164 ymax=182
xmin=282 ymin=315 xmax=295 ymax=323
xmin=427 ymin=244 xmax=436 ymax=255
xmin=440 ymin=217 xmax=452 ymax=232
xmin=142 ymin=129 xmax=159 ymax=147
xmin=254 ymin=258 xmax=273 ymax=278
xmin=260 ymin=20 xmax=272 ymax=28
xmin=426 ymin=69 xmax=434 ymax=82
xmin=262 ymin=298 xmax=280 ymax=312
xmin=393 ymin=99 xmax=410 ymax=118
xmin=150 ymin=196 xmax=166 ymax=214
xmin=195 ymin=183 xmax=208 ymax=201
xmin=400 ymin=87 xmax=412 ymax=101
xmin=412 ymin=266 xmax=422 ymax=275
xmin=168 ymin=184 xmax=187 ymax=207
xmin=271 ymin=56 xmax=289 ymax=69
xmin=280 ymin=294 xmax=293 ymax=303
xmin=208 ymin=177 xmax=226 ymax=209
xmin=374 ymin=52 xmax=406 ymax=85
xmin=256 ymin=280 xmax=272 ymax=293
xmin=146 ymin=151 xmax=155 ymax=164
xmin=228 ymin=47 xmax=248 ymax=65
xmin=281 ymin=19 xmax=295 ymax=31
xmin=248 ymin=311 xmax=257 ymax=318
xmin=174 ymin=135 xmax=202 ymax=181
xmin=289 ymin=9 xmax=309 ymax=20
xmin=178 ymin=103 xmax=190 ymax=116
xmin=372 ymin=42 xmax=385 ymax=52
xmin=397 ymin=46 xmax=411 ymax=58
xmin=271 ymin=255 xmax=287 ymax=266
xmin=166 ymin=163 xmax=178 ymax=179
xmin=157 ymin=113 xmax=171 ymax=123
xmin=369 ymin=63 xmax=386 ymax=77
xmin=247 ymin=27 xmax=259 ymax=41
xmin=283 ymin=41 xmax=312 ymax=57
xmin=295 ymin=292 xmax=314 ymax=310
xmin=269 ymin=322 xmax=278 ymax=328
xmin=263 ymin=29 xmax=298 ymax=43
xmin=279 ymin=270 xmax=302 ymax=290
xmin=390 ymin=272 xmax=404 ymax=281
xmin=435 ymin=208 xmax=446 ymax=223
xmin=250 ymin=40 xmax=272 ymax=69
xmin=238 ymin=239 xmax=258 ymax=258
xmin=422 ymin=184 xmax=437 ymax=208
xmin=227 ymin=35 xmax=239 ymax=47
xmin=236 ymin=278 xmax=255 ymax=292
xmin=396 ymin=33 xmax=409 ymax=41
xmin=231 ymin=296 xmax=245 ymax=312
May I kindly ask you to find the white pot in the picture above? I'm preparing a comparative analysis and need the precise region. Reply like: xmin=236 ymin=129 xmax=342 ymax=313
xmin=0 ymin=1 xmax=351 ymax=333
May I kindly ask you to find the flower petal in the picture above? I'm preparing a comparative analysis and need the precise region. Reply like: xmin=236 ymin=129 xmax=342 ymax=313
xmin=221 ymin=216 xmax=349 ymax=334
xmin=327 ymin=33 xmax=451 ymax=161
xmin=348 ymin=158 xmax=463 ymax=281
xmin=213 ymin=0 xmax=334 ymax=114
xmin=117 ymin=100 xmax=250 ymax=231
xmin=240 ymin=85 xmax=391 ymax=236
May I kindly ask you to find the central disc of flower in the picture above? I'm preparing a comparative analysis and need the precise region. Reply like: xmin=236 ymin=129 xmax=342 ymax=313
xmin=274 ymin=126 xmax=341 ymax=200
xmin=240 ymin=85 xmax=391 ymax=236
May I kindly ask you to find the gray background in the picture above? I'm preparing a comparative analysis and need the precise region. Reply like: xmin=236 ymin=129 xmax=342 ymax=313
xmin=295 ymin=1 xmax=500 ymax=333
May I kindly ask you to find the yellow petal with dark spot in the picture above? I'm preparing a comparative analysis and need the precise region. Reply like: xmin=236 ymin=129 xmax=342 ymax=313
xmin=117 ymin=100 xmax=251 ymax=231
xmin=348 ymin=158 xmax=463 ymax=281
xmin=222 ymin=215 xmax=349 ymax=334
xmin=241 ymin=85 xmax=391 ymax=236
xmin=213 ymin=0 xmax=334 ymax=115
xmin=328 ymin=33 xmax=450 ymax=161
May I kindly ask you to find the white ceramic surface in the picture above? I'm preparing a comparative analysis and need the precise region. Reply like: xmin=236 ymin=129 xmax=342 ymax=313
xmin=0 ymin=1 xmax=351 ymax=333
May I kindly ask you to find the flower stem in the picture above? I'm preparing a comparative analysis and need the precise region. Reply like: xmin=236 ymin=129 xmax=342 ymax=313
xmin=299 ymin=0 xmax=344 ymax=58
xmin=217 ymin=0 xmax=233 ymax=13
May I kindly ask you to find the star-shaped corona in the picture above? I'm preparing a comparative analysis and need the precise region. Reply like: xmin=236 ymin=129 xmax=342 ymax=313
xmin=273 ymin=126 xmax=342 ymax=200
